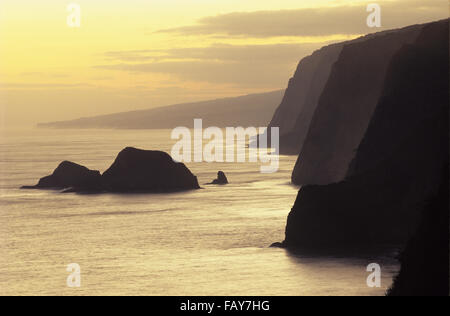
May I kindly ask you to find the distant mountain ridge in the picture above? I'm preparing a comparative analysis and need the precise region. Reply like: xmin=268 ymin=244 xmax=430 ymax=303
xmin=38 ymin=90 xmax=284 ymax=129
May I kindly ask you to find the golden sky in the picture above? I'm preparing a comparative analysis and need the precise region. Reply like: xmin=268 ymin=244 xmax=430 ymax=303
xmin=0 ymin=0 xmax=447 ymax=126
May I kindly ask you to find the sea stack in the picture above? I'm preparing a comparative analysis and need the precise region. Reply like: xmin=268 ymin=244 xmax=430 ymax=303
xmin=21 ymin=161 xmax=102 ymax=191
xmin=22 ymin=147 xmax=200 ymax=193
xmin=209 ymin=171 xmax=228 ymax=185
xmin=101 ymin=147 xmax=200 ymax=192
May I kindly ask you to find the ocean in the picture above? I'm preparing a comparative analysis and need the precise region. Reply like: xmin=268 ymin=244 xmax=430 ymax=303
xmin=0 ymin=128 xmax=397 ymax=296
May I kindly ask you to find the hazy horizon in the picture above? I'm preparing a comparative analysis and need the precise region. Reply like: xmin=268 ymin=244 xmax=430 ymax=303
xmin=0 ymin=0 xmax=447 ymax=127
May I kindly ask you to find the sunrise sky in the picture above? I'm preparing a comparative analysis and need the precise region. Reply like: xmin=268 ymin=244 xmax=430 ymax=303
xmin=0 ymin=0 xmax=447 ymax=126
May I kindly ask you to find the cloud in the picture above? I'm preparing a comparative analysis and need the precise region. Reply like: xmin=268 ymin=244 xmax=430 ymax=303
xmin=0 ymin=83 xmax=93 ymax=89
xmin=97 ymin=43 xmax=322 ymax=87
xmin=156 ymin=0 xmax=447 ymax=38
xmin=95 ymin=0 xmax=448 ymax=88
xmin=104 ymin=43 xmax=320 ymax=62
xmin=96 ymin=60 xmax=293 ymax=87
xmin=20 ymin=72 xmax=71 ymax=78
xmin=103 ymin=50 xmax=165 ymax=63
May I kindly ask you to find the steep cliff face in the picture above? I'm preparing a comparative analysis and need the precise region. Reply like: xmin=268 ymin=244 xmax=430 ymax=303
xmin=387 ymin=170 xmax=449 ymax=296
xmin=291 ymin=24 xmax=424 ymax=185
xmin=347 ymin=20 xmax=449 ymax=179
xmin=268 ymin=44 xmax=343 ymax=153
xmin=282 ymin=20 xmax=449 ymax=249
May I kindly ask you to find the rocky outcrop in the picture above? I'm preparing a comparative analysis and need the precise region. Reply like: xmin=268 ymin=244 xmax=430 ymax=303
xmin=22 ymin=147 xmax=200 ymax=193
xmin=102 ymin=147 xmax=199 ymax=192
xmin=280 ymin=20 xmax=449 ymax=250
xmin=21 ymin=161 xmax=102 ymax=191
xmin=208 ymin=171 xmax=228 ymax=185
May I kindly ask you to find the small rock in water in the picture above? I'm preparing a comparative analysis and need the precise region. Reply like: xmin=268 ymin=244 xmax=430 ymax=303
xmin=270 ymin=242 xmax=285 ymax=249
xmin=209 ymin=171 xmax=228 ymax=185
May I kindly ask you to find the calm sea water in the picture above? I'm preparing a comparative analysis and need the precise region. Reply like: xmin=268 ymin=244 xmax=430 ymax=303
xmin=0 ymin=128 xmax=397 ymax=296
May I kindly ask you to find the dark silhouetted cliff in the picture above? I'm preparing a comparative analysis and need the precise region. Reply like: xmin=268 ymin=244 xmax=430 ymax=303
xmin=281 ymin=19 xmax=449 ymax=250
xmin=291 ymin=24 xmax=425 ymax=185
xmin=266 ymin=24 xmax=440 ymax=159
xmin=387 ymin=170 xmax=449 ymax=296
xmin=267 ymin=44 xmax=343 ymax=154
